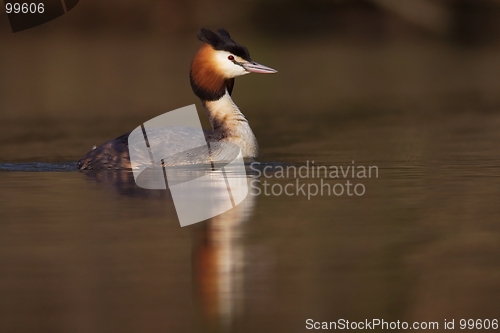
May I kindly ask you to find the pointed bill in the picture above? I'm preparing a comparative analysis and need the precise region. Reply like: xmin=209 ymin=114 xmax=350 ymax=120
xmin=243 ymin=61 xmax=277 ymax=74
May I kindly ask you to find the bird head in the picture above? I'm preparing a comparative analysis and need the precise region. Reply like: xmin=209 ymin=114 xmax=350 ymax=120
xmin=190 ymin=28 xmax=277 ymax=101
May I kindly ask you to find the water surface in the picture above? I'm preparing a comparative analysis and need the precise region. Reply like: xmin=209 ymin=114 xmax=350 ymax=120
xmin=1 ymin=107 xmax=499 ymax=333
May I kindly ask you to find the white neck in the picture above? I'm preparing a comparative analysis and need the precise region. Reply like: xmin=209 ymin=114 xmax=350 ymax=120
xmin=203 ymin=91 xmax=258 ymax=159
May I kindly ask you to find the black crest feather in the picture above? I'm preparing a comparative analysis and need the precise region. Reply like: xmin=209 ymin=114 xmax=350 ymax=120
xmin=197 ymin=28 xmax=251 ymax=61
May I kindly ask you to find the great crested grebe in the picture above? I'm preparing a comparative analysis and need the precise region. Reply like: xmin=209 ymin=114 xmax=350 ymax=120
xmin=77 ymin=28 xmax=277 ymax=170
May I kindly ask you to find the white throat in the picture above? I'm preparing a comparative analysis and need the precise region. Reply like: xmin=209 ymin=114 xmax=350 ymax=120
xmin=203 ymin=91 xmax=258 ymax=159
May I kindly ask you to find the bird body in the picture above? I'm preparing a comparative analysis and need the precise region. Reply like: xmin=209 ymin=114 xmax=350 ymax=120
xmin=78 ymin=28 xmax=276 ymax=170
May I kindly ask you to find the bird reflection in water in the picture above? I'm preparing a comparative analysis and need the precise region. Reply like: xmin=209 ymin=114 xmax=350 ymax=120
xmin=192 ymin=176 xmax=256 ymax=330
xmin=80 ymin=166 xmax=257 ymax=330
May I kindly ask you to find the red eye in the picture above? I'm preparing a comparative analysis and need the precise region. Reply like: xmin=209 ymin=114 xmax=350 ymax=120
xmin=228 ymin=55 xmax=234 ymax=61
